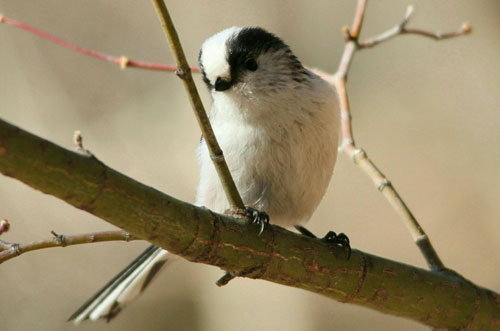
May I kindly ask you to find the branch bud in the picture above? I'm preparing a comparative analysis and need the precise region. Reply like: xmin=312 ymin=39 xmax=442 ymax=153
xmin=461 ymin=22 xmax=472 ymax=34
xmin=119 ymin=56 xmax=129 ymax=69
xmin=0 ymin=219 xmax=10 ymax=235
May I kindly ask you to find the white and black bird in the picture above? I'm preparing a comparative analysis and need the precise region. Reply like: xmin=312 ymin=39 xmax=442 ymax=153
xmin=69 ymin=26 xmax=347 ymax=323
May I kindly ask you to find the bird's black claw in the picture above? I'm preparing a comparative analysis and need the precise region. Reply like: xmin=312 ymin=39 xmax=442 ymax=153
xmin=322 ymin=231 xmax=351 ymax=259
xmin=245 ymin=207 xmax=269 ymax=236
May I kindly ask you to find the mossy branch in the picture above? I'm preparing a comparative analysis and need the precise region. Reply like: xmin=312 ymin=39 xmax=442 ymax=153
xmin=0 ymin=119 xmax=499 ymax=329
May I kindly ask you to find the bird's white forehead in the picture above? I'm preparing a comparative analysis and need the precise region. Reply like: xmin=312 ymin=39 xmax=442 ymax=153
xmin=200 ymin=26 xmax=242 ymax=82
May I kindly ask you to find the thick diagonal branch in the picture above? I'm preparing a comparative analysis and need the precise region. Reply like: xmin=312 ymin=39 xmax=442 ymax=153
xmin=0 ymin=118 xmax=498 ymax=330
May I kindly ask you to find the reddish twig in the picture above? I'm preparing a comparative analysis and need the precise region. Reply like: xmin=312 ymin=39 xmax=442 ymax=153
xmin=349 ymin=0 xmax=367 ymax=39
xmin=0 ymin=13 xmax=199 ymax=73
xmin=0 ymin=230 xmax=136 ymax=264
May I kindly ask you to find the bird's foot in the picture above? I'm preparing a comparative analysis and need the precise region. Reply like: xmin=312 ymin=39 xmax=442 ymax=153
xmin=322 ymin=231 xmax=351 ymax=259
xmin=295 ymin=226 xmax=351 ymax=259
xmin=245 ymin=206 xmax=269 ymax=236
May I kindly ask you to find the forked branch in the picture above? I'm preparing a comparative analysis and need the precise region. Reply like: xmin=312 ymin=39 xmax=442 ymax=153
xmin=330 ymin=2 xmax=470 ymax=271
xmin=357 ymin=6 xmax=471 ymax=49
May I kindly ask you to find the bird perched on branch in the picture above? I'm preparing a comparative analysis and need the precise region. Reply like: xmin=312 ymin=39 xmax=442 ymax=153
xmin=69 ymin=26 xmax=347 ymax=323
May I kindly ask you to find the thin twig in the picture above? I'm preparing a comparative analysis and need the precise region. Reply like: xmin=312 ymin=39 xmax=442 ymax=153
xmin=0 ymin=230 xmax=136 ymax=264
xmin=0 ymin=13 xmax=199 ymax=73
xmin=349 ymin=0 xmax=367 ymax=38
xmin=151 ymin=0 xmax=247 ymax=287
xmin=357 ymin=6 xmax=471 ymax=49
xmin=403 ymin=23 xmax=471 ymax=41
xmin=151 ymin=0 xmax=245 ymax=211
xmin=330 ymin=1 xmax=470 ymax=271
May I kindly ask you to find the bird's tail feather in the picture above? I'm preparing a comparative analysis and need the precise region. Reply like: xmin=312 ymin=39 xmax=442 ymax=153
xmin=68 ymin=245 xmax=175 ymax=324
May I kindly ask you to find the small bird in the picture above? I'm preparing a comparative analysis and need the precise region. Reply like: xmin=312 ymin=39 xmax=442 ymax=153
xmin=69 ymin=26 xmax=346 ymax=323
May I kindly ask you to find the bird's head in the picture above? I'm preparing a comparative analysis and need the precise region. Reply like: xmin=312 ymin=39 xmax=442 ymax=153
xmin=198 ymin=27 xmax=311 ymax=97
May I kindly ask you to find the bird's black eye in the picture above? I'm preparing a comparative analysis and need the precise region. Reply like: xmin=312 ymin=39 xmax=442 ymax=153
xmin=244 ymin=58 xmax=258 ymax=71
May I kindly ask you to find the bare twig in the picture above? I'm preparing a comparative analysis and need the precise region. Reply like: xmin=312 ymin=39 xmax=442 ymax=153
xmin=349 ymin=0 xmax=367 ymax=39
xmin=403 ymin=23 xmax=472 ymax=41
xmin=0 ymin=13 xmax=199 ymax=73
xmin=357 ymin=6 xmax=471 ymax=49
xmin=328 ymin=1 xmax=470 ymax=271
xmin=0 ymin=230 xmax=136 ymax=264
xmin=151 ymin=0 xmax=247 ymax=287
xmin=151 ymin=0 xmax=245 ymax=211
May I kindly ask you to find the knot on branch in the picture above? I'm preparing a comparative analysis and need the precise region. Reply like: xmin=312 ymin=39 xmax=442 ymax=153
xmin=210 ymin=152 xmax=224 ymax=162
xmin=51 ymin=231 xmax=67 ymax=247
xmin=377 ymin=179 xmax=392 ymax=192
xmin=175 ymin=67 xmax=191 ymax=79
xmin=124 ymin=232 xmax=133 ymax=242
xmin=10 ymin=243 xmax=21 ymax=256
xmin=352 ymin=148 xmax=366 ymax=164
xmin=415 ymin=234 xmax=429 ymax=244
xmin=339 ymin=138 xmax=355 ymax=153
xmin=119 ymin=56 xmax=129 ymax=69
xmin=342 ymin=26 xmax=355 ymax=42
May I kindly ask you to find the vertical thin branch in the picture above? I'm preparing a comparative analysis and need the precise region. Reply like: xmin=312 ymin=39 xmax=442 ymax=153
xmin=334 ymin=0 xmax=445 ymax=271
xmin=350 ymin=0 xmax=367 ymax=38
xmin=151 ymin=0 xmax=245 ymax=210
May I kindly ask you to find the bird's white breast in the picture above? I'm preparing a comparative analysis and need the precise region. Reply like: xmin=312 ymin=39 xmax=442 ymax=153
xmin=195 ymin=75 xmax=339 ymax=228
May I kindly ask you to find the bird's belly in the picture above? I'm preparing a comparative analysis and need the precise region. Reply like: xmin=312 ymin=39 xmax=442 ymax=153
xmin=196 ymin=124 xmax=336 ymax=228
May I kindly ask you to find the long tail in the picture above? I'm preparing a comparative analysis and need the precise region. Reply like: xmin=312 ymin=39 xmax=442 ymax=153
xmin=68 ymin=245 xmax=176 ymax=324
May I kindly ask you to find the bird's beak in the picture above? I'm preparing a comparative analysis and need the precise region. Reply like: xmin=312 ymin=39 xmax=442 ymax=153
xmin=214 ymin=77 xmax=232 ymax=91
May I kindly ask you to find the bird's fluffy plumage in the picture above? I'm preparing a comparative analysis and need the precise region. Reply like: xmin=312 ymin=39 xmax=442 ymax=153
xmin=69 ymin=26 xmax=339 ymax=323
xmin=196 ymin=26 xmax=339 ymax=227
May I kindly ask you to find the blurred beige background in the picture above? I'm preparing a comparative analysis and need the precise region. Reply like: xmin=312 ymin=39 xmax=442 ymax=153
xmin=0 ymin=1 xmax=498 ymax=330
